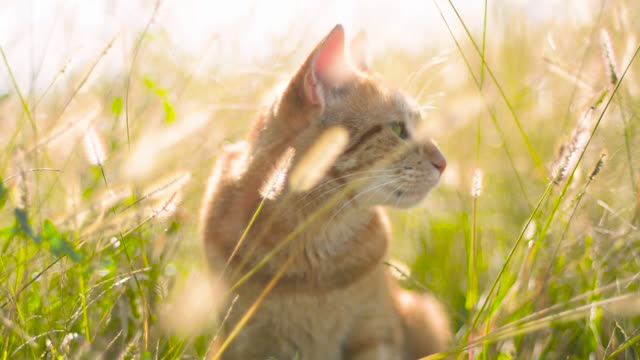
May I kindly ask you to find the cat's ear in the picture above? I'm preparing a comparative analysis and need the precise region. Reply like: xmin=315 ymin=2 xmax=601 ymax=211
xmin=303 ymin=24 xmax=348 ymax=106
xmin=349 ymin=30 xmax=371 ymax=72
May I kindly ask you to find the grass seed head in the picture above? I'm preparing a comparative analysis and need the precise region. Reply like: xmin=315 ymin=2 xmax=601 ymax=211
xmin=289 ymin=126 xmax=349 ymax=192
xmin=551 ymin=107 xmax=596 ymax=184
xmin=144 ymin=172 xmax=191 ymax=200
xmin=589 ymin=151 xmax=607 ymax=181
xmin=471 ymin=168 xmax=483 ymax=198
xmin=260 ymin=147 xmax=294 ymax=199
xmin=159 ymin=270 xmax=225 ymax=337
xmin=82 ymin=125 xmax=106 ymax=166
xmin=10 ymin=146 xmax=30 ymax=209
xmin=599 ymin=28 xmax=619 ymax=86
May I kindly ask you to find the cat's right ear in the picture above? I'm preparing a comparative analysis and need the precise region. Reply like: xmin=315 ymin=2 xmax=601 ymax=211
xmin=349 ymin=30 xmax=371 ymax=72
xmin=303 ymin=24 xmax=348 ymax=106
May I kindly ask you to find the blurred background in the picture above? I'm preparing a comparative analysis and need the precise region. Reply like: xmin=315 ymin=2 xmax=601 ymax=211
xmin=1 ymin=0 xmax=639 ymax=358
xmin=0 ymin=0 xmax=596 ymax=94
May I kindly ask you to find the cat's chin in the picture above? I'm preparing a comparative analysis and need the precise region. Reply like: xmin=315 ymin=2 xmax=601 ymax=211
xmin=387 ymin=187 xmax=434 ymax=208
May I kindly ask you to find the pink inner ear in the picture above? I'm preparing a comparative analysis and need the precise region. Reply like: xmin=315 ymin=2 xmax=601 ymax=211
xmin=313 ymin=25 xmax=345 ymax=83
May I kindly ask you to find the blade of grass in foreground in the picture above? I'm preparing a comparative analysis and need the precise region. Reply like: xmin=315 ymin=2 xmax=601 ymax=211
xmin=0 ymin=47 xmax=36 ymax=135
xmin=125 ymin=0 xmax=163 ymax=151
xmin=0 ymin=46 xmax=39 ymax=213
xmin=430 ymin=0 xmax=532 ymax=210
xmin=212 ymin=256 xmax=292 ymax=360
xmin=606 ymin=332 xmax=640 ymax=360
xmin=422 ymin=292 xmax=640 ymax=359
xmin=443 ymin=0 xmax=543 ymax=173
xmin=479 ymin=0 xmax=488 ymax=87
xmin=466 ymin=182 xmax=553 ymax=337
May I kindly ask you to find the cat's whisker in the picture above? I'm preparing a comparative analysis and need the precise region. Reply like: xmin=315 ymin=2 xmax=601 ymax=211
xmin=295 ymin=168 xmax=400 ymax=204
xmin=289 ymin=171 xmax=402 ymax=215
xmin=390 ymin=181 xmax=407 ymax=208
xmin=288 ymin=141 xmax=424 ymax=217
xmin=309 ymin=168 xmax=400 ymax=190
xmin=323 ymin=179 xmax=397 ymax=230
xmin=304 ymin=167 xmax=403 ymax=192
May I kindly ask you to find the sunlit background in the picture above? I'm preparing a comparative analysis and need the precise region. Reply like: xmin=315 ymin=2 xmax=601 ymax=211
xmin=1 ymin=0 xmax=596 ymax=93
xmin=2 ymin=0 xmax=640 ymax=358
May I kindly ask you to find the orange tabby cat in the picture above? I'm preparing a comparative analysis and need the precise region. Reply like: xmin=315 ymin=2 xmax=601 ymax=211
xmin=201 ymin=25 xmax=451 ymax=359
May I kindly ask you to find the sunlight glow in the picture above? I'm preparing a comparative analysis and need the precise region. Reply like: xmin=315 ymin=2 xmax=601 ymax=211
xmin=0 ymin=0 xmax=595 ymax=95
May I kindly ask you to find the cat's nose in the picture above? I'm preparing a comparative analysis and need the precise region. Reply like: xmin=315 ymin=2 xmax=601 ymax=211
xmin=431 ymin=155 xmax=446 ymax=174
xmin=423 ymin=141 xmax=446 ymax=174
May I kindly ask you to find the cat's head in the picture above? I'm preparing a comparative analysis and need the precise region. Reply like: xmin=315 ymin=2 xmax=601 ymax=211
xmin=280 ymin=25 xmax=446 ymax=208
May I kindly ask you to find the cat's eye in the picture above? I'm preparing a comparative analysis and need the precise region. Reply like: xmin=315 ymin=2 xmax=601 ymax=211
xmin=390 ymin=122 xmax=409 ymax=140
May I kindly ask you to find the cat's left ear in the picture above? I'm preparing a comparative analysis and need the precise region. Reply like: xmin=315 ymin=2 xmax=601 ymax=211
xmin=349 ymin=30 xmax=371 ymax=72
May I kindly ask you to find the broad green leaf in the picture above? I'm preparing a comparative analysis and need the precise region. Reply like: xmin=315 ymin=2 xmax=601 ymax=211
xmin=42 ymin=219 xmax=83 ymax=262
xmin=111 ymin=97 xmax=122 ymax=116
xmin=15 ymin=207 xmax=39 ymax=244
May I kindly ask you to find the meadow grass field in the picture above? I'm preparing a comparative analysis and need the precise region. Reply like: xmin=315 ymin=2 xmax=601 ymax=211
xmin=1 ymin=0 xmax=640 ymax=358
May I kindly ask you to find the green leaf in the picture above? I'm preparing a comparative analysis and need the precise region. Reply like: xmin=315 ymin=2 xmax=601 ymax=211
xmin=0 ymin=178 xmax=7 ymax=210
xmin=82 ymin=187 xmax=94 ymax=198
xmin=167 ymin=219 xmax=181 ymax=234
xmin=26 ymin=286 xmax=42 ymax=314
xmin=0 ymin=225 xmax=17 ymax=239
xmin=123 ymin=191 xmax=137 ymax=208
xmin=15 ymin=208 xmax=40 ymax=244
xmin=143 ymin=76 xmax=155 ymax=89
xmin=194 ymin=335 xmax=209 ymax=358
xmin=42 ymin=219 xmax=83 ymax=262
xmin=1 ymin=225 xmax=18 ymax=252
xmin=154 ymin=87 xmax=167 ymax=97
xmin=111 ymin=97 xmax=122 ymax=116
xmin=163 ymin=99 xmax=176 ymax=123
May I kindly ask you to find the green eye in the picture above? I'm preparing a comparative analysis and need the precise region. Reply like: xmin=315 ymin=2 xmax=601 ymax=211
xmin=390 ymin=122 xmax=409 ymax=139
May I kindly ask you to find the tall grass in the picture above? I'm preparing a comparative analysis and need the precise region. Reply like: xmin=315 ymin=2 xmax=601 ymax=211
xmin=1 ymin=0 xmax=640 ymax=359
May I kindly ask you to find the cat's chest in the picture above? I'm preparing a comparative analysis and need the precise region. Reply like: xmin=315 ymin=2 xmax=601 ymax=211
xmin=237 ymin=266 xmax=387 ymax=352
xmin=295 ymin=207 xmax=387 ymax=260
